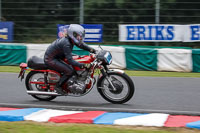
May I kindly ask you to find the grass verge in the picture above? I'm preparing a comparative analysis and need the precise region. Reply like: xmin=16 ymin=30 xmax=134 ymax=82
xmin=0 ymin=66 xmax=200 ymax=77
xmin=0 ymin=66 xmax=21 ymax=73
xmin=125 ymin=70 xmax=200 ymax=77
xmin=0 ymin=121 xmax=199 ymax=133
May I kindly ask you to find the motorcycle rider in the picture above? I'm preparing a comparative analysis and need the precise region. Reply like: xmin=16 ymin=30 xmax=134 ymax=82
xmin=44 ymin=24 xmax=96 ymax=94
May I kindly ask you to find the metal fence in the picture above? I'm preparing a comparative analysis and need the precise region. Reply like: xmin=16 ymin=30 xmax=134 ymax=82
xmin=2 ymin=0 xmax=200 ymax=46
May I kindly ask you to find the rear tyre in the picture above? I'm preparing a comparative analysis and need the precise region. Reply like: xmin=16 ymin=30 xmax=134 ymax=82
xmin=25 ymin=71 xmax=57 ymax=101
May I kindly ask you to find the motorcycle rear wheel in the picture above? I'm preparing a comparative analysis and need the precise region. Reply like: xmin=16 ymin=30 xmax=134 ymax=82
xmin=97 ymin=72 xmax=134 ymax=104
xmin=25 ymin=71 xmax=57 ymax=101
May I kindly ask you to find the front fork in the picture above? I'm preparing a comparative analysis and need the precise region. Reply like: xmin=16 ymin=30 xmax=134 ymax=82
xmin=100 ymin=65 xmax=117 ymax=91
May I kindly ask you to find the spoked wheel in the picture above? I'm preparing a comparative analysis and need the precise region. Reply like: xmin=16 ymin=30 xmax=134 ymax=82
xmin=25 ymin=71 xmax=57 ymax=101
xmin=97 ymin=72 xmax=134 ymax=104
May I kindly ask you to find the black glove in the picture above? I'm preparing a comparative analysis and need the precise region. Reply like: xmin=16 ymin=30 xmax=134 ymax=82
xmin=90 ymin=48 xmax=96 ymax=54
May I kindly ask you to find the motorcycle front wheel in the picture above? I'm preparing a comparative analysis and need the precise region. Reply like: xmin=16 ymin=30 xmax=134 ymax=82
xmin=97 ymin=71 xmax=135 ymax=104
xmin=25 ymin=71 xmax=57 ymax=101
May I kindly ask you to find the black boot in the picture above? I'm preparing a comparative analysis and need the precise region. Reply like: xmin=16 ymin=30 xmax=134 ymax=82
xmin=55 ymin=74 xmax=70 ymax=95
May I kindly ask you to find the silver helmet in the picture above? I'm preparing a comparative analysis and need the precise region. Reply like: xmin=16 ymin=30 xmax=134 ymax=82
xmin=67 ymin=24 xmax=85 ymax=46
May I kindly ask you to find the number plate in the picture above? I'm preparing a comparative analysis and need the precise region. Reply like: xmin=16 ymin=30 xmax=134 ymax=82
xmin=104 ymin=52 xmax=112 ymax=65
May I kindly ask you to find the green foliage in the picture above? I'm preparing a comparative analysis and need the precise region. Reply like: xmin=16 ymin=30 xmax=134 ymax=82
xmin=2 ymin=0 xmax=80 ymax=43
xmin=84 ymin=0 xmax=154 ymax=42
xmin=2 ymin=0 xmax=200 ymax=45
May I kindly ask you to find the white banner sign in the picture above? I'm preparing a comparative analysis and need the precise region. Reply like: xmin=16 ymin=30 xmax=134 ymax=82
xmin=183 ymin=24 xmax=200 ymax=42
xmin=119 ymin=24 xmax=200 ymax=42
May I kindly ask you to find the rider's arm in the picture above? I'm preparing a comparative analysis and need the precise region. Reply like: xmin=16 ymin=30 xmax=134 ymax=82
xmin=63 ymin=44 xmax=84 ymax=68
xmin=77 ymin=42 xmax=96 ymax=53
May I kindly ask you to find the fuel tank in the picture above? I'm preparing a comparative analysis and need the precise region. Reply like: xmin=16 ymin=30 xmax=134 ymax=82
xmin=64 ymin=55 xmax=95 ymax=71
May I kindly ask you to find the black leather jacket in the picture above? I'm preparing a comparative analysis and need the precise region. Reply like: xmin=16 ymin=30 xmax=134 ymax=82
xmin=44 ymin=37 xmax=93 ymax=68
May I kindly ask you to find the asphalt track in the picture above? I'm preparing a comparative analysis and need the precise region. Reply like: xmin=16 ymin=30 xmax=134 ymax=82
xmin=0 ymin=72 xmax=200 ymax=115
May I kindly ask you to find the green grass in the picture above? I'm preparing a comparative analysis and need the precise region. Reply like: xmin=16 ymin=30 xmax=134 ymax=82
xmin=0 ymin=122 xmax=198 ymax=133
xmin=1 ymin=66 xmax=200 ymax=77
xmin=125 ymin=70 xmax=200 ymax=77
xmin=0 ymin=66 xmax=21 ymax=73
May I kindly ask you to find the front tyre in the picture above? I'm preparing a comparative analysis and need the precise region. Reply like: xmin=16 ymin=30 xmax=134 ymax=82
xmin=25 ymin=71 xmax=57 ymax=101
xmin=97 ymin=72 xmax=134 ymax=104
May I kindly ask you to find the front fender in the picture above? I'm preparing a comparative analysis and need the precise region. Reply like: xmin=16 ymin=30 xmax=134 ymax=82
xmin=109 ymin=69 xmax=124 ymax=74
xmin=97 ymin=69 xmax=124 ymax=79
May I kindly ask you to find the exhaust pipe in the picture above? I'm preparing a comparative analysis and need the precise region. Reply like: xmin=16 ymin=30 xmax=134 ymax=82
xmin=27 ymin=91 xmax=62 ymax=96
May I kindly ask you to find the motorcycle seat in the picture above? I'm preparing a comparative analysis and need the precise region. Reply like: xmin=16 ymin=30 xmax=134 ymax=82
xmin=27 ymin=56 xmax=48 ymax=70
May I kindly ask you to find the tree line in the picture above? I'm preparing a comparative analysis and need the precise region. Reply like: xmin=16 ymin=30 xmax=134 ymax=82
xmin=2 ymin=0 xmax=200 ymax=45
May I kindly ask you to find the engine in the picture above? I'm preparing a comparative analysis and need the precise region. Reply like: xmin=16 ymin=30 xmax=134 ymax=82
xmin=67 ymin=70 xmax=89 ymax=94
xmin=76 ymin=70 xmax=89 ymax=81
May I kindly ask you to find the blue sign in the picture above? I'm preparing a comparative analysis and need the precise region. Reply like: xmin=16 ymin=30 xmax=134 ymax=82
xmin=190 ymin=25 xmax=200 ymax=40
xmin=57 ymin=24 xmax=103 ymax=43
xmin=0 ymin=22 xmax=14 ymax=42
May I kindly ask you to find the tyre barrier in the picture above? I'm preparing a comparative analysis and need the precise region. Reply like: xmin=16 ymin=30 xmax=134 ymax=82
xmin=1 ymin=43 xmax=200 ymax=72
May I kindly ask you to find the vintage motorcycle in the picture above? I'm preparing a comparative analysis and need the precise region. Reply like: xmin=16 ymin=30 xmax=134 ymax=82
xmin=18 ymin=49 xmax=135 ymax=104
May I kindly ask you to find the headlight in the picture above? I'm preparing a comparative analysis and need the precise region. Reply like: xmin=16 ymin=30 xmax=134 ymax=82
xmin=97 ymin=50 xmax=112 ymax=65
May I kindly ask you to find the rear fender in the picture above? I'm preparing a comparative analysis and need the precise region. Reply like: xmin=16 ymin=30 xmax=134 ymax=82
xmin=18 ymin=63 xmax=28 ymax=81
